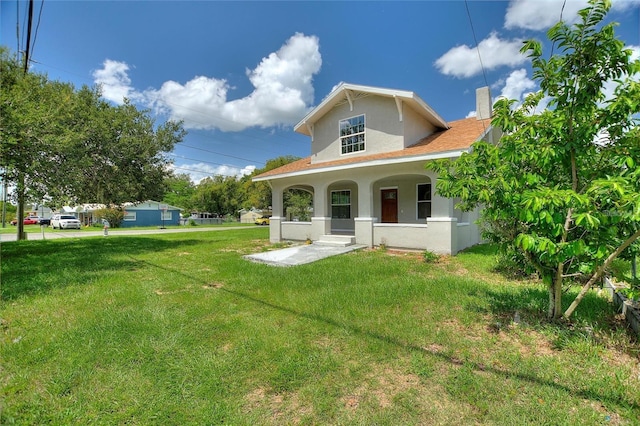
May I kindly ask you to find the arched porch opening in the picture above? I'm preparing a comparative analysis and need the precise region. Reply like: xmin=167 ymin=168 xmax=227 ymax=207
xmin=277 ymin=184 xmax=314 ymax=242
xmin=283 ymin=185 xmax=314 ymax=222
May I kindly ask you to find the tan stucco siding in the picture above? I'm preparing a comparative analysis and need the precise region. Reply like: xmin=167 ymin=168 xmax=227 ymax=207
xmin=402 ymin=104 xmax=438 ymax=148
xmin=311 ymin=96 xmax=404 ymax=164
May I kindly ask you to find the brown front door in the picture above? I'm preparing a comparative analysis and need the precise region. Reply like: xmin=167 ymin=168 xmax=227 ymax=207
xmin=381 ymin=189 xmax=398 ymax=223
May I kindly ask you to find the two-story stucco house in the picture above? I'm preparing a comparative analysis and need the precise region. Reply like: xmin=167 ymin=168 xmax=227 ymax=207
xmin=253 ymin=83 xmax=500 ymax=254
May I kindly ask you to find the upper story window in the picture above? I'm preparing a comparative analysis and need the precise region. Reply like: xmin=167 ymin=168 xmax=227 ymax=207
xmin=339 ymin=114 xmax=365 ymax=155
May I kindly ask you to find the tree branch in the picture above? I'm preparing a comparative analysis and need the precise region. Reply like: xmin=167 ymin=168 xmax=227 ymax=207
xmin=564 ymin=227 xmax=640 ymax=318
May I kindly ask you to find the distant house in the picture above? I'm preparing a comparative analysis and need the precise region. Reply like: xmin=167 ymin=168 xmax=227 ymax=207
xmin=253 ymin=83 xmax=501 ymax=254
xmin=121 ymin=201 xmax=182 ymax=228
xmin=239 ymin=208 xmax=270 ymax=224
xmin=55 ymin=201 xmax=182 ymax=227
xmin=26 ymin=204 xmax=54 ymax=219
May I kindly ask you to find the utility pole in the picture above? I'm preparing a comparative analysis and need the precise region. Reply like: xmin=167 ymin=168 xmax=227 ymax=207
xmin=1 ymin=175 xmax=7 ymax=228
xmin=15 ymin=0 xmax=34 ymax=241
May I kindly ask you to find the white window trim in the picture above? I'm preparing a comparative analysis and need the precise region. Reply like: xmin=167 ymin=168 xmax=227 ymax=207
xmin=161 ymin=211 xmax=172 ymax=221
xmin=124 ymin=211 xmax=137 ymax=221
xmin=339 ymin=114 xmax=366 ymax=156
xmin=416 ymin=182 xmax=432 ymax=220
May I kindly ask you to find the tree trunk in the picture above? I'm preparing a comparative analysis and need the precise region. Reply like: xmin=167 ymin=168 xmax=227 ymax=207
xmin=547 ymin=282 xmax=556 ymax=319
xmin=547 ymin=270 xmax=564 ymax=320
xmin=16 ymin=172 xmax=27 ymax=241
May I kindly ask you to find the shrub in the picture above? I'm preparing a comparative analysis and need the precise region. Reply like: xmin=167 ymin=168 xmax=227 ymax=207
xmin=423 ymin=250 xmax=439 ymax=263
xmin=93 ymin=208 xmax=125 ymax=228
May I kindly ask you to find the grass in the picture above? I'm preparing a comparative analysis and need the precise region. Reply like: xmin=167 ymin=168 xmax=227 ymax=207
xmin=1 ymin=229 xmax=639 ymax=424
xmin=0 ymin=222 xmax=253 ymax=234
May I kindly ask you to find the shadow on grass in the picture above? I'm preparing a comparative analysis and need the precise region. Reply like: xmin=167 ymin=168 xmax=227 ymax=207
xmin=460 ymin=244 xmax=628 ymax=342
xmin=128 ymin=257 xmax=638 ymax=413
xmin=0 ymin=237 xmax=203 ymax=301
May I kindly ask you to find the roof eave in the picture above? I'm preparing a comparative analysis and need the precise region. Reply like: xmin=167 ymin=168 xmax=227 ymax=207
xmin=252 ymin=148 xmax=471 ymax=182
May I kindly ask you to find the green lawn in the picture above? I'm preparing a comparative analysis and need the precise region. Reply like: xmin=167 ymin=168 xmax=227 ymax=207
xmin=0 ymin=222 xmax=252 ymax=234
xmin=1 ymin=229 xmax=638 ymax=424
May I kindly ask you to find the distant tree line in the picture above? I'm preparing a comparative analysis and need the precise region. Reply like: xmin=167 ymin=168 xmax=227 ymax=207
xmin=162 ymin=155 xmax=311 ymax=218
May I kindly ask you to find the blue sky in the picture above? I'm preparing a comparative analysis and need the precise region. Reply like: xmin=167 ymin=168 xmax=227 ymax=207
xmin=2 ymin=0 xmax=639 ymax=183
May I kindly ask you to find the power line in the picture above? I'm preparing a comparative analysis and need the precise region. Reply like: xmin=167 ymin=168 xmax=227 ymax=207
xmin=464 ymin=0 xmax=490 ymax=131
xmin=177 ymin=143 xmax=264 ymax=165
xmin=22 ymin=0 xmax=33 ymax=73
xmin=166 ymin=152 xmax=252 ymax=169
xmin=170 ymin=165 xmax=249 ymax=180
xmin=30 ymin=0 xmax=45 ymax=61
xmin=464 ymin=0 xmax=489 ymax=91
xmin=15 ymin=0 xmax=20 ymax=53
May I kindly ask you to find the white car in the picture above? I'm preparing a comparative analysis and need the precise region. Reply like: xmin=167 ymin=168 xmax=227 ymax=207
xmin=51 ymin=214 xmax=82 ymax=229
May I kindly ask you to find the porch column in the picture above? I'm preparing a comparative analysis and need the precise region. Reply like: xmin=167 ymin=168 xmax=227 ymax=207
xmin=311 ymin=183 xmax=330 ymax=240
xmin=354 ymin=178 xmax=376 ymax=247
xmin=269 ymin=183 xmax=284 ymax=243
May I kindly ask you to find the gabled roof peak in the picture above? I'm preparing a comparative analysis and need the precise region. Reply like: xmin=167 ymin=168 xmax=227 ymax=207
xmin=294 ymin=83 xmax=449 ymax=136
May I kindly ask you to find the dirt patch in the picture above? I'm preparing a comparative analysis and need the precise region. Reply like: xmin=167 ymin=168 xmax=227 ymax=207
xmin=154 ymin=287 xmax=192 ymax=295
xmin=203 ymin=282 xmax=224 ymax=289
xmin=243 ymin=387 xmax=312 ymax=424
xmin=176 ymin=252 xmax=191 ymax=256
xmin=343 ymin=366 xmax=421 ymax=410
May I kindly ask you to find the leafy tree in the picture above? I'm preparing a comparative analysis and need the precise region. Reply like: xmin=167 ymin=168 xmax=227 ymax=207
xmin=50 ymin=96 xmax=185 ymax=207
xmin=163 ymin=173 xmax=196 ymax=212
xmin=0 ymin=47 xmax=80 ymax=238
xmin=284 ymin=189 xmax=312 ymax=221
xmin=192 ymin=175 xmax=242 ymax=216
xmin=0 ymin=201 xmax=17 ymax=225
xmin=429 ymin=0 xmax=640 ymax=319
xmin=93 ymin=207 xmax=125 ymax=228
xmin=0 ymin=47 xmax=185 ymax=239
xmin=242 ymin=155 xmax=301 ymax=210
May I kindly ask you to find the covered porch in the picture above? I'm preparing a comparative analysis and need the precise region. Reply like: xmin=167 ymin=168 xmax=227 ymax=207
xmin=266 ymin=162 xmax=480 ymax=255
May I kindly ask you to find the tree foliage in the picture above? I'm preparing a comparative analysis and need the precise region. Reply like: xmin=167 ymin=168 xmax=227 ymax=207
xmin=241 ymin=155 xmax=301 ymax=211
xmin=161 ymin=155 xmax=301 ymax=217
xmin=93 ymin=207 xmax=125 ymax=228
xmin=162 ymin=173 xmax=197 ymax=213
xmin=285 ymin=189 xmax=313 ymax=221
xmin=0 ymin=47 xmax=185 ymax=238
xmin=429 ymin=0 xmax=640 ymax=319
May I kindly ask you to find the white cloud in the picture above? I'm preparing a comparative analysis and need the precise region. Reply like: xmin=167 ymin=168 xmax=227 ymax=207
xmin=505 ymin=0 xmax=639 ymax=31
xmin=92 ymin=59 xmax=141 ymax=104
xmin=434 ymin=32 xmax=526 ymax=78
xmin=499 ymin=68 xmax=536 ymax=102
xmin=171 ymin=163 xmax=256 ymax=184
xmin=504 ymin=0 xmax=588 ymax=31
xmin=144 ymin=33 xmax=322 ymax=131
xmin=93 ymin=33 xmax=321 ymax=132
xmin=612 ymin=0 xmax=640 ymax=11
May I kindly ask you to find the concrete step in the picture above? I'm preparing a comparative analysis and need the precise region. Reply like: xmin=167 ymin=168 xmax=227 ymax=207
xmin=315 ymin=235 xmax=355 ymax=247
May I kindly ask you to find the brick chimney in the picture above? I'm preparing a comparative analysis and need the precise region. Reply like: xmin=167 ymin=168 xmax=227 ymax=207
xmin=476 ymin=86 xmax=492 ymax=120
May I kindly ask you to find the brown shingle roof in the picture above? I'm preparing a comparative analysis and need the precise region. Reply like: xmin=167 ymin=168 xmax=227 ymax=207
xmin=254 ymin=117 xmax=491 ymax=180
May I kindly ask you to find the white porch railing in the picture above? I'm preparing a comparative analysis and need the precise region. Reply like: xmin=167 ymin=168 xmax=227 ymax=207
xmin=281 ymin=221 xmax=312 ymax=241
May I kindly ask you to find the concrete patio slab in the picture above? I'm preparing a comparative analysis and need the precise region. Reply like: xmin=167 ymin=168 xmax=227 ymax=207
xmin=244 ymin=243 xmax=366 ymax=267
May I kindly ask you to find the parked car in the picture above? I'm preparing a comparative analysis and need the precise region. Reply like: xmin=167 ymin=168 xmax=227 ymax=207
xmin=10 ymin=216 xmax=40 ymax=226
xmin=254 ymin=215 xmax=271 ymax=226
xmin=38 ymin=217 xmax=51 ymax=226
xmin=51 ymin=214 xmax=82 ymax=230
